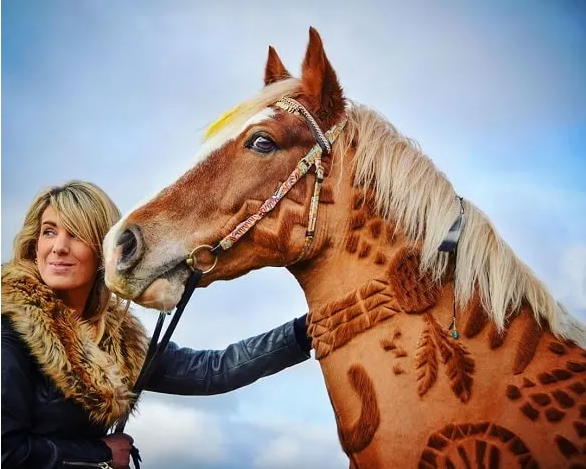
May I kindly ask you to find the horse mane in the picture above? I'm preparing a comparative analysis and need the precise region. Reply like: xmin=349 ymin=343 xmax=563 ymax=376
xmin=339 ymin=102 xmax=586 ymax=346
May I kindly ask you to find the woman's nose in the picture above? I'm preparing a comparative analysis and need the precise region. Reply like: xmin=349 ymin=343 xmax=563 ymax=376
xmin=52 ymin=234 xmax=70 ymax=254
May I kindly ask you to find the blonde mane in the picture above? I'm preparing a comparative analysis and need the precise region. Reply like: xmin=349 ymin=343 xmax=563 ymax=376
xmin=339 ymin=102 xmax=586 ymax=346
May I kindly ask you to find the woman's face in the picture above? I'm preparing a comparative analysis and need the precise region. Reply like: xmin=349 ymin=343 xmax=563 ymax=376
xmin=36 ymin=205 xmax=99 ymax=300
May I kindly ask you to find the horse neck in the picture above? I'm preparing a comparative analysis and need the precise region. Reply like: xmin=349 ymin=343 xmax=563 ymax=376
xmin=291 ymin=178 xmax=547 ymax=363
xmin=289 ymin=166 xmax=551 ymax=383
xmin=288 ymin=141 xmax=550 ymax=363
xmin=292 ymin=194 xmax=454 ymax=358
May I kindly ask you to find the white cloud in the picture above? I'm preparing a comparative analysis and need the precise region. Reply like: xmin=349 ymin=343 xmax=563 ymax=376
xmin=123 ymin=391 xmax=347 ymax=469
xmin=255 ymin=437 xmax=301 ymax=468
xmin=126 ymin=399 xmax=226 ymax=465
xmin=251 ymin=422 xmax=347 ymax=469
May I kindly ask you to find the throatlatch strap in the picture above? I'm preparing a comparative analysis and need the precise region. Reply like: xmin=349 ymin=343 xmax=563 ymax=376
xmin=438 ymin=196 xmax=465 ymax=252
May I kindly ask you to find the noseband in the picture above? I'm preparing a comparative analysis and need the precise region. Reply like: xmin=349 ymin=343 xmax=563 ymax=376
xmin=186 ymin=96 xmax=347 ymax=272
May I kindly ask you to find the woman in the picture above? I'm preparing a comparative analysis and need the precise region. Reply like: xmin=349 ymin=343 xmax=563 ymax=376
xmin=1 ymin=181 xmax=312 ymax=469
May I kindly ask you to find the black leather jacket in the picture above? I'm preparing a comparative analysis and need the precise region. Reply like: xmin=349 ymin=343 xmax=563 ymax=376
xmin=1 ymin=316 xmax=310 ymax=469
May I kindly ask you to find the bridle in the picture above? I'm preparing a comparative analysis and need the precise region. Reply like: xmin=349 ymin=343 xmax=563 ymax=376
xmin=115 ymin=97 xmax=347 ymax=449
xmin=186 ymin=96 xmax=347 ymax=271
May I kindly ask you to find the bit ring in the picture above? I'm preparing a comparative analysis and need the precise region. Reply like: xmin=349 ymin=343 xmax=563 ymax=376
xmin=185 ymin=245 xmax=218 ymax=274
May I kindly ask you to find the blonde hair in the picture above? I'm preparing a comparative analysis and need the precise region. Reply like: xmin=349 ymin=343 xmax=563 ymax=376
xmin=8 ymin=180 xmax=122 ymax=321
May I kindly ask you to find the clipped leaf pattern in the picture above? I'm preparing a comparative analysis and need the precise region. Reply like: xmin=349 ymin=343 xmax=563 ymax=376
xmin=444 ymin=341 xmax=475 ymax=403
xmin=416 ymin=319 xmax=439 ymax=397
xmin=418 ymin=314 xmax=476 ymax=403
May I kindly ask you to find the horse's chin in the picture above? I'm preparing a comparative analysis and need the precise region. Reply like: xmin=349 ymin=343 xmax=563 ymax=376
xmin=134 ymin=277 xmax=185 ymax=311
xmin=130 ymin=263 xmax=192 ymax=311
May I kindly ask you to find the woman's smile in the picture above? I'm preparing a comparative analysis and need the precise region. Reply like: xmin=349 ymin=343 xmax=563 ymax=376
xmin=47 ymin=261 xmax=75 ymax=273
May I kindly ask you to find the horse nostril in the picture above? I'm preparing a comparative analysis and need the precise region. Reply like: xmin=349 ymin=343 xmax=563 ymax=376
xmin=116 ymin=225 xmax=143 ymax=272
xmin=118 ymin=230 xmax=137 ymax=259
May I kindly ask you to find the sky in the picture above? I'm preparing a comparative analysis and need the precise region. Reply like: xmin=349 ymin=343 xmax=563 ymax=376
xmin=2 ymin=1 xmax=585 ymax=468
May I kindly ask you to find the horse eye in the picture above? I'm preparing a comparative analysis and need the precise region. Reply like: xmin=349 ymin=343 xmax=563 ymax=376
xmin=246 ymin=134 xmax=278 ymax=154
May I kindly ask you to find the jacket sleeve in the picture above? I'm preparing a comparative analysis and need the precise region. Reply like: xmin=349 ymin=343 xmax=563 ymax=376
xmin=145 ymin=317 xmax=310 ymax=395
xmin=1 ymin=318 xmax=113 ymax=469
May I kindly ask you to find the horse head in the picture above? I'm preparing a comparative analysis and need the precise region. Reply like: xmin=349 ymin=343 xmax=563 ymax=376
xmin=104 ymin=28 xmax=345 ymax=310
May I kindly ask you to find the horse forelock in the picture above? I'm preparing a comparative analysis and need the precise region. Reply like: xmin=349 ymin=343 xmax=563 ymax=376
xmin=194 ymin=78 xmax=303 ymax=164
xmin=343 ymin=101 xmax=585 ymax=346
xmin=203 ymin=104 xmax=245 ymax=140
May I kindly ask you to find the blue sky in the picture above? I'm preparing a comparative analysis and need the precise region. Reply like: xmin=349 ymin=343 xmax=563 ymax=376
xmin=2 ymin=1 xmax=585 ymax=468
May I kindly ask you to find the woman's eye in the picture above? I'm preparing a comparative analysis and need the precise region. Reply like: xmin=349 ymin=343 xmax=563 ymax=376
xmin=247 ymin=135 xmax=278 ymax=154
xmin=42 ymin=229 xmax=56 ymax=236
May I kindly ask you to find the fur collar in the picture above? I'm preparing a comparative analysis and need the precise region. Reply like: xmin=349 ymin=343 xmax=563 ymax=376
xmin=1 ymin=267 xmax=148 ymax=428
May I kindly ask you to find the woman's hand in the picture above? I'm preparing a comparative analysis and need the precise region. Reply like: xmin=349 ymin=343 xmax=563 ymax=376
xmin=103 ymin=433 xmax=134 ymax=469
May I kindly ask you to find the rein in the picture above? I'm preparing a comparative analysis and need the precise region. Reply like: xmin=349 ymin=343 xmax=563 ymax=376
xmin=113 ymin=270 xmax=201 ymax=469
xmin=114 ymin=268 xmax=202 ymax=436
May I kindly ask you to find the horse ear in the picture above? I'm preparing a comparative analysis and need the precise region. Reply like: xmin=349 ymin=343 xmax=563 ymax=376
xmin=300 ymin=27 xmax=344 ymax=124
xmin=264 ymin=46 xmax=291 ymax=86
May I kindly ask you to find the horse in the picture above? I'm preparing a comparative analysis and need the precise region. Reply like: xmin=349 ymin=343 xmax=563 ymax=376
xmin=104 ymin=27 xmax=586 ymax=468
